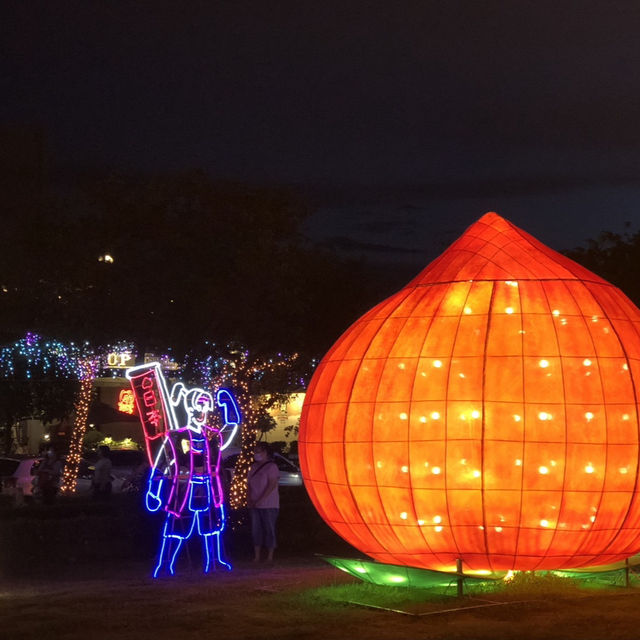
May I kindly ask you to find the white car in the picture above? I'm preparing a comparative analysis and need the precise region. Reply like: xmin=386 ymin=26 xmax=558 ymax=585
xmin=221 ymin=450 xmax=303 ymax=487
xmin=0 ymin=457 xmax=40 ymax=496
xmin=0 ymin=457 xmax=125 ymax=497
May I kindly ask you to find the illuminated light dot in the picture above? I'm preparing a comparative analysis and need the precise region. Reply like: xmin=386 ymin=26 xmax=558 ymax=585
xmin=430 ymin=411 xmax=440 ymax=420
xmin=513 ymin=414 xmax=521 ymax=422
xmin=505 ymin=281 xmax=518 ymax=287
xmin=431 ymin=466 xmax=441 ymax=475
xmin=603 ymin=327 xmax=610 ymax=334
xmin=540 ymin=520 xmax=550 ymax=528
xmin=585 ymin=464 xmax=595 ymax=474
xmin=460 ymin=458 xmax=467 ymax=465
xmin=591 ymin=315 xmax=599 ymax=322
xmin=376 ymin=461 xmax=383 ymax=469
xmin=471 ymin=410 xmax=480 ymax=419
xmin=505 ymin=307 xmax=514 ymax=314
xmin=623 ymin=363 xmax=629 ymax=371
xmin=495 ymin=527 xmax=503 ymax=533
xmin=464 ymin=306 xmax=472 ymax=314
xmin=538 ymin=412 xmax=551 ymax=421
xmin=539 ymin=359 xmax=549 ymax=368
xmin=435 ymin=526 xmax=443 ymax=532
xmin=515 ymin=459 xmax=522 ymax=466
xmin=552 ymin=309 xmax=560 ymax=316
xmin=460 ymin=413 xmax=467 ymax=421
xmin=401 ymin=465 xmax=409 ymax=473
xmin=582 ymin=524 xmax=590 ymax=530
xmin=585 ymin=412 xmax=594 ymax=421
xmin=478 ymin=525 xmax=485 ymax=530
xmin=417 ymin=519 xmax=425 ymax=526
xmin=389 ymin=576 xmax=406 ymax=583
xmin=397 ymin=362 xmax=406 ymax=370
xmin=424 ymin=462 xmax=430 ymax=468
xmin=590 ymin=515 xmax=596 ymax=523
xmin=433 ymin=360 xmax=443 ymax=368
xmin=433 ymin=515 xmax=442 ymax=524
xmin=400 ymin=512 xmax=408 ymax=520
xmin=459 ymin=372 xmax=466 ymax=378
xmin=421 ymin=372 xmax=427 ymax=377
xmin=399 ymin=412 xmax=408 ymax=420
xmin=619 ymin=467 xmax=629 ymax=474
xmin=538 ymin=466 xmax=549 ymax=475
xmin=583 ymin=359 xmax=592 ymax=367
xmin=623 ymin=414 xmax=630 ymax=421
xmin=377 ymin=413 xmax=384 ymax=421
xmin=419 ymin=416 xmax=427 ymax=423
xmin=472 ymin=470 xmax=481 ymax=478
xmin=550 ymin=460 xmax=557 ymax=467
xmin=354 ymin=567 xmax=367 ymax=574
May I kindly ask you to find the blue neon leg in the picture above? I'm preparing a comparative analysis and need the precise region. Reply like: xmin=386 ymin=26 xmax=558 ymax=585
xmin=153 ymin=516 xmax=191 ymax=577
xmin=203 ymin=533 xmax=214 ymax=573
xmin=167 ymin=538 xmax=183 ymax=575
xmin=153 ymin=536 xmax=169 ymax=578
xmin=215 ymin=532 xmax=232 ymax=571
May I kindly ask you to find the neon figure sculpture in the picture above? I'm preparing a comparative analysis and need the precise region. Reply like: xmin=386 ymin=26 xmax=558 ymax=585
xmin=126 ymin=363 xmax=240 ymax=577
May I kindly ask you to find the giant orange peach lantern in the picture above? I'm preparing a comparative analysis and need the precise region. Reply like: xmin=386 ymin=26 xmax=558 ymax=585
xmin=299 ymin=212 xmax=640 ymax=572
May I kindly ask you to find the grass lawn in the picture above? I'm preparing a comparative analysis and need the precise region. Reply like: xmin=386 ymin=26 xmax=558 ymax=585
xmin=3 ymin=490 xmax=640 ymax=639
xmin=3 ymin=556 xmax=640 ymax=640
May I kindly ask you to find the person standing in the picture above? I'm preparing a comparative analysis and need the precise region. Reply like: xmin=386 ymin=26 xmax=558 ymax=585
xmin=247 ymin=442 xmax=280 ymax=563
xmin=92 ymin=445 xmax=113 ymax=500
xmin=37 ymin=446 xmax=63 ymax=505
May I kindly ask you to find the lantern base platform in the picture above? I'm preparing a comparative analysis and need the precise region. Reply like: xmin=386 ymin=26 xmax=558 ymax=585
xmin=321 ymin=555 xmax=640 ymax=590
xmin=321 ymin=555 xmax=503 ymax=590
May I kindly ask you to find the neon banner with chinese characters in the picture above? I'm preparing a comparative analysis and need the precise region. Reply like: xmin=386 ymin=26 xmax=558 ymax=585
xmin=125 ymin=362 xmax=178 ymax=464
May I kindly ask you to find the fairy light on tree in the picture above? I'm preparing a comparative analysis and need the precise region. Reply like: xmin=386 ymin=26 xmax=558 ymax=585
xmin=0 ymin=333 xmax=87 ymax=455
xmin=184 ymin=344 xmax=304 ymax=509
xmin=60 ymin=358 xmax=98 ymax=494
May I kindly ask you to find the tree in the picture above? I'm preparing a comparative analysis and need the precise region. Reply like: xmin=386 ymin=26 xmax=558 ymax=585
xmin=0 ymin=333 xmax=86 ymax=454
xmin=1 ymin=169 xmax=390 ymax=357
xmin=564 ymin=225 xmax=640 ymax=307
xmin=183 ymin=343 xmax=311 ymax=507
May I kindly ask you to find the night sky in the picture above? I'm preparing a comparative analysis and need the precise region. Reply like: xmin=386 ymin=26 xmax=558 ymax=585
xmin=3 ymin=1 xmax=640 ymax=266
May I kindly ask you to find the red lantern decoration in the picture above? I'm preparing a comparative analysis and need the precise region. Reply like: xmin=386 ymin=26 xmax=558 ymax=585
xmin=299 ymin=213 xmax=640 ymax=572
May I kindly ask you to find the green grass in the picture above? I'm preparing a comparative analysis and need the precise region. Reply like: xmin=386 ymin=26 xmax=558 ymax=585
xmin=3 ymin=560 xmax=640 ymax=640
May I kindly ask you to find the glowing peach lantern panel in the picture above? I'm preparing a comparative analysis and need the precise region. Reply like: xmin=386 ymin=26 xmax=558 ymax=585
xmin=299 ymin=212 xmax=640 ymax=572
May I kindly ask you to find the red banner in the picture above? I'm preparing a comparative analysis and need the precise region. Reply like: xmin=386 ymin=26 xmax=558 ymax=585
xmin=126 ymin=363 xmax=176 ymax=464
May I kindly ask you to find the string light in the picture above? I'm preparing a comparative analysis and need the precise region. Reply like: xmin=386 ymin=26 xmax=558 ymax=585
xmin=183 ymin=345 xmax=304 ymax=509
xmin=60 ymin=359 xmax=97 ymax=494
xmin=0 ymin=333 xmax=95 ymax=492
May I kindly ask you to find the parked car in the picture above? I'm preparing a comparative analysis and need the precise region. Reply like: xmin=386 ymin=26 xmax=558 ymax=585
xmin=0 ymin=457 xmax=40 ymax=496
xmin=0 ymin=456 xmax=126 ymax=497
xmin=221 ymin=451 xmax=303 ymax=487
